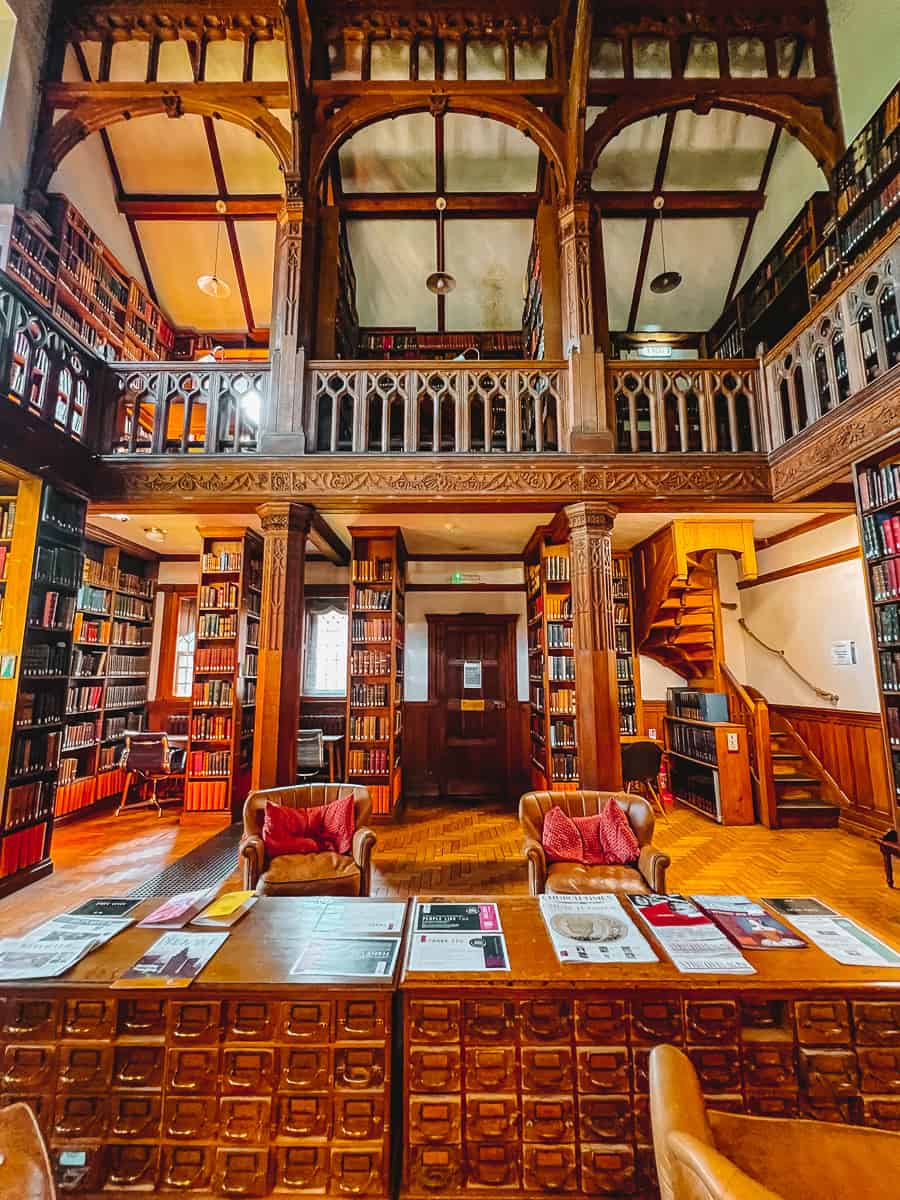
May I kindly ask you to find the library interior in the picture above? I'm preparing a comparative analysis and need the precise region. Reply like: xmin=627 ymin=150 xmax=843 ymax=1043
xmin=0 ymin=0 xmax=900 ymax=1195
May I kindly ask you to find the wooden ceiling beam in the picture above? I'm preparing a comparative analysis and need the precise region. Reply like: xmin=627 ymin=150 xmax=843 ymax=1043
xmin=313 ymin=79 xmax=565 ymax=100
xmin=118 ymin=196 xmax=282 ymax=220
xmin=586 ymin=76 xmax=834 ymax=103
xmin=593 ymin=190 xmax=764 ymax=218
xmin=44 ymin=80 xmax=291 ymax=108
xmin=337 ymin=193 xmax=539 ymax=217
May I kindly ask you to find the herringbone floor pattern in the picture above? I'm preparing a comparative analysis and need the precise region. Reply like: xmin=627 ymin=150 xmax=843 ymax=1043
xmin=373 ymin=800 xmax=900 ymax=944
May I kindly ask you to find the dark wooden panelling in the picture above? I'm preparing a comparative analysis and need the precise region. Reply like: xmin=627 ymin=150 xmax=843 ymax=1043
xmin=640 ymin=699 xmax=667 ymax=740
xmin=404 ymin=701 xmax=529 ymax=803
xmin=772 ymin=705 xmax=893 ymax=836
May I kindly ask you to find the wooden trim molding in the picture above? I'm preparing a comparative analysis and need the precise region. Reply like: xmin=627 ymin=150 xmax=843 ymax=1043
xmin=754 ymin=512 xmax=851 ymax=550
xmin=408 ymin=583 xmax=525 ymax=593
xmin=736 ymin=546 xmax=860 ymax=590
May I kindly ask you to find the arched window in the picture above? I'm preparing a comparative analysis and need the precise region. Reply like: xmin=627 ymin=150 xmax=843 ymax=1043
xmin=779 ymin=379 xmax=793 ymax=440
xmin=303 ymin=598 xmax=349 ymax=696
xmin=663 ymin=394 xmax=681 ymax=451
xmin=418 ymin=396 xmax=435 ymax=451
xmin=793 ymin=365 xmax=808 ymax=430
xmin=814 ymin=346 xmax=832 ymax=413
xmin=387 ymin=393 xmax=404 ymax=451
xmin=316 ymin=394 xmax=333 ymax=452
xmin=54 ymin=367 xmax=73 ymax=429
xmin=367 ymin=394 xmax=383 ymax=451
xmin=470 ymin=395 xmax=485 ymax=451
xmin=713 ymin=393 xmax=731 ymax=451
xmin=833 ymin=329 xmax=850 ymax=402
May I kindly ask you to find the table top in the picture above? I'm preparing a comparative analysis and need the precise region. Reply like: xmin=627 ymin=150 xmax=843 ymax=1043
xmin=400 ymin=895 xmax=900 ymax=993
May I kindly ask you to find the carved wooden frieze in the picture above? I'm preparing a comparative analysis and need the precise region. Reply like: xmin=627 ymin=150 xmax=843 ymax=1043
xmin=63 ymin=2 xmax=285 ymax=43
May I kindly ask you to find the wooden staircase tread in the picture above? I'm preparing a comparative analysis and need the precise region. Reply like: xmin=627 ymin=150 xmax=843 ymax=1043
xmin=773 ymin=776 xmax=821 ymax=786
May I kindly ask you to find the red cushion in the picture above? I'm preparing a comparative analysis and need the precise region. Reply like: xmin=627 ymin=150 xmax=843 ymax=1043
xmin=541 ymin=801 xmax=640 ymax=867
xmin=262 ymin=794 xmax=356 ymax=860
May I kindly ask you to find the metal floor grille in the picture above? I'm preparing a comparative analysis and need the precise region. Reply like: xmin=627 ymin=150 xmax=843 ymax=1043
xmin=127 ymin=823 xmax=242 ymax=898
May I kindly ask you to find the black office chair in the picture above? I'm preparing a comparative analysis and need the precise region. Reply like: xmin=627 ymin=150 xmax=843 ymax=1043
xmin=296 ymin=729 xmax=325 ymax=782
xmin=621 ymin=739 xmax=668 ymax=821
xmin=117 ymin=732 xmax=186 ymax=816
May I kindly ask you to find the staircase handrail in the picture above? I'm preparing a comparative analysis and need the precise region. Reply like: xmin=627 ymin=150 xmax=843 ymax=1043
xmin=719 ymin=660 xmax=777 ymax=828
xmin=738 ymin=618 xmax=839 ymax=705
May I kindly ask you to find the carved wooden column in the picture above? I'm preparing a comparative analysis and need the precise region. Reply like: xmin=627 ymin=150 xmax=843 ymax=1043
xmin=563 ymin=501 xmax=622 ymax=790
xmin=559 ymin=193 xmax=614 ymax=451
xmin=251 ymin=502 xmax=313 ymax=791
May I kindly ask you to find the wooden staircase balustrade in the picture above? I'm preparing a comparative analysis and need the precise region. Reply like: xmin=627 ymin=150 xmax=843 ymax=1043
xmin=720 ymin=663 xmax=776 ymax=829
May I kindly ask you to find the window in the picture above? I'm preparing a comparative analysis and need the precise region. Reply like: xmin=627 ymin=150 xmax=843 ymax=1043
xmin=173 ymin=595 xmax=197 ymax=698
xmin=303 ymin=597 xmax=349 ymax=696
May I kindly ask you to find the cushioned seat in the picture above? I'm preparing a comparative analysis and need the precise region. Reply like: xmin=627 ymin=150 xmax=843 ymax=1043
xmin=546 ymin=861 xmax=649 ymax=895
xmin=255 ymin=851 xmax=362 ymax=897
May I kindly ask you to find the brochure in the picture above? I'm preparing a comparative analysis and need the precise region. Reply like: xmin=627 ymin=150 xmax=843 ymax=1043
xmin=191 ymin=891 xmax=257 ymax=928
xmin=693 ymin=896 xmax=807 ymax=950
xmin=784 ymin=914 xmax=900 ymax=968
xmin=312 ymin=900 xmax=407 ymax=936
xmin=112 ymin=932 xmax=228 ymax=988
xmin=69 ymin=897 xmax=141 ymax=918
xmin=138 ymin=890 xmax=217 ymax=930
xmin=629 ymin=894 xmax=755 ymax=975
xmin=407 ymin=932 xmax=510 ymax=972
xmin=0 ymin=937 xmax=102 ymax=980
xmin=413 ymin=902 xmax=501 ymax=934
xmin=539 ymin=894 xmax=658 ymax=964
xmin=762 ymin=897 xmax=836 ymax=918
xmin=290 ymin=936 xmax=401 ymax=979
xmin=21 ymin=913 xmax=134 ymax=948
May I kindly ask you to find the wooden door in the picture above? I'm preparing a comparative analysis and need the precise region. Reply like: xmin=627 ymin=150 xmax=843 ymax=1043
xmin=427 ymin=614 xmax=516 ymax=801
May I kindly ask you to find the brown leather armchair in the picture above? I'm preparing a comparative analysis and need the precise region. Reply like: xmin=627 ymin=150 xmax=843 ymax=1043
xmin=0 ymin=1102 xmax=55 ymax=1198
xmin=240 ymin=784 xmax=376 ymax=897
xmin=649 ymin=1044 xmax=900 ymax=1200
xmin=518 ymin=789 xmax=669 ymax=896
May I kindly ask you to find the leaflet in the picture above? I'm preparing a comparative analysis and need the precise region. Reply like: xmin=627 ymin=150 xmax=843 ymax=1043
xmin=762 ymin=897 xmax=836 ymax=918
xmin=539 ymin=894 xmax=658 ymax=964
xmin=313 ymin=900 xmax=407 ymax=936
xmin=692 ymin=896 xmax=807 ymax=950
xmin=290 ymin=936 xmax=401 ymax=979
xmin=407 ymin=932 xmax=510 ymax=972
xmin=21 ymin=913 xmax=134 ymax=947
xmin=786 ymin=915 xmax=900 ymax=968
xmin=112 ymin=932 xmax=229 ymax=988
xmin=138 ymin=890 xmax=217 ymax=930
xmin=414 ymin=902 xmax=502 ymax=934
xmin=191 ymin=891 xmax=257 ymax=928
xmin=0 ymin=937 xmax=102 ymax=980
xmin=69 ymin=897 xmax=141 ymax=918
xmin=629 ymin=894 xmax=755 ymax=975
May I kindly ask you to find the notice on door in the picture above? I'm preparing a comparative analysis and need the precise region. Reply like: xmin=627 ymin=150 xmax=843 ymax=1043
xmin=463 ymin=661 xmax=482 ymax=689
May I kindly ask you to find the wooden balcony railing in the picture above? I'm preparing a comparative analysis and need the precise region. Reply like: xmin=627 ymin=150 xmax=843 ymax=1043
xmin=306 ymin=361 xmax=568 ymax=453
xmin=607 ymin=360 xmax=762 ymax=453
xmin=762 ymin=224 xmax=900 ymax=450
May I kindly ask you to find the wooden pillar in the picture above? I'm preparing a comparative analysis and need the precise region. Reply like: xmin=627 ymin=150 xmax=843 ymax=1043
xmin=563 ymin=501 xmax=622 ymax=790
xmin=315 ymin=205 xmax=340 ymax=358
xmin=536 ymin=200 xmax=563 ymax=359
xmin=251 ymin=502 xmax=313 ymax=791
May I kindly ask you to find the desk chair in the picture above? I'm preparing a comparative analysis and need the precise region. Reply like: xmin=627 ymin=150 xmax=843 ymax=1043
xmin=0 ymin=1102 xmax=56 ymax=1198
xmin=649 ymin=1044 xmax=900 ymax=1200
xmin=296 ymin=729 xmax=325 ymax=782
xmin=117 ymin=733 xmax=186 ymax=816
xmin=621 ymin=739 xmax=668 ymax=821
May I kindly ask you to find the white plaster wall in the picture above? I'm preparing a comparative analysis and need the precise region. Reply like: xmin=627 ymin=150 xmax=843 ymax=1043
xmin=638 ymin=655 xmax=685 ymax=700
xmin=0 ymin=0 xmax=51 ymax=205
xmin=828 ymin=0 xmax=900 ymax=140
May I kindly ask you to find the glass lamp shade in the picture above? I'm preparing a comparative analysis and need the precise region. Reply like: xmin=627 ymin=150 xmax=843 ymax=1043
xmin=649 ymin=270 xmax=683 ymax=294
xmin=197 ymin=274 xmax=231 ymax=299
xmin=426 ymin=270 xmax=456 ymax=295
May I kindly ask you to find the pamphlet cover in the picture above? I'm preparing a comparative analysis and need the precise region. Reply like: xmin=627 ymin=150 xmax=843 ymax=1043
xmin=69 ymin=898 xmax=141 ymax=918
xmin=414 ymin=902 xmax=502 ymax=933
xmin=138 ymin=890 xmax=216 ymax=930
xmin=112 ymin=932 xmax=229 ymax=988
xmin=693 ymin=896 xmax=807 ymax=949
xmin=407 ymin=932 xmax=510 ymax=972
xmin=290 ymin=936 xmax=401 ymax=978
xmin=629 ymin=894 xmax=755 ymax=974
xmin=539 ymin=894 xmax=657 ymax=963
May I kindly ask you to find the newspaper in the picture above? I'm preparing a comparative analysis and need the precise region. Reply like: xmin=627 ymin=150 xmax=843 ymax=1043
xmin=629 ymin=894 xmax=755 ymax=974
xmin=407 ymin=931 xmax=510 ymax=972
xmin=785 ymin=914 xmax=900 ymax=968
xmin=21 ymin=913 xmax=134 ymax=947
xmin=0 ymin=937 xmax=102 ymax=980
xmin=539 ymin=894 xmax=657 ymax=964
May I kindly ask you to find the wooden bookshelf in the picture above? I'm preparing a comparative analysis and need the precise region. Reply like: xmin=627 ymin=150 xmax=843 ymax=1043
xmin=525 ymin=529 xmax=579 ymax=791
xmin=664 ymin=714 xmax=754 ymax=825
xmin=613 ymin=554 xmax=642 ymax=738
xmin=834 ymin=83 xmax=900 ymax=272
xmin=123 ymin=278 xmax=176 ymax=361
xmin=522 ymin=221 xmax=544 ymax=360
xmin=355 ymin=330 xmax=524 ymax=360
xmin=185 ymin=528 xmax=262 ymax=816
xmin=855 ymin=446 xmax=900 ymax=842
xmin=0 ymin=205 xmax=59 ymax=309
xmin=0 ymin=480 xmax=86 ymax=896
xmin=346 ymin=527 xmax=406 ymax=818
xmin=56 ymin=540 xmax=157 ymax=821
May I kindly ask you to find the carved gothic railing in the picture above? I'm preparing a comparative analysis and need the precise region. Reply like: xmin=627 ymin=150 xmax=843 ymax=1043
xmin=762 ymin=224 xmax=900 ymax=450
xmin=607 ymin=359 xmax=762 ymax=453
xmin=306 ymin=361 xmax=568 ymax=453
xmin=104 ymin=361 xmax=269 ymax=454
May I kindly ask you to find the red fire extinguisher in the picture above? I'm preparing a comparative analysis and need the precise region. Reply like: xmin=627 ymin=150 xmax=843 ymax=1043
xmin=658 ymin=751 xmax=674 ymax=809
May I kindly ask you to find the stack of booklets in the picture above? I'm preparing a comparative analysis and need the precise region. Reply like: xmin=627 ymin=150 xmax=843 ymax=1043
xmin=0 ymin=898 xmax=140 ymax=980
xmin=407 ymin=902 xmax=510 ymax=972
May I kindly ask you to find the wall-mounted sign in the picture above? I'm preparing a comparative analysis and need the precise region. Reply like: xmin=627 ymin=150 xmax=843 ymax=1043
xmin=830 ymin=640 xmax=857 ymax=667
xmin=452 ymin=572 xmax=483 ymax=585
xmin=463 ymin=661 xmax=482 ymax=689
xmin=0 ymin=654 xmax=16 ymax=679
xmin=461 ymin=699 xmax=486 ymax=712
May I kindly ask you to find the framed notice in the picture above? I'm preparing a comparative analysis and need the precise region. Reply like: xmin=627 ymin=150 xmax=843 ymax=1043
xmin=463 ymin=661 xmax=482 ymax=688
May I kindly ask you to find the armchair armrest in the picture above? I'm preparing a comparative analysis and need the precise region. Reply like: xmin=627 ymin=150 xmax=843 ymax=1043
xmin=523 ymin=837 xmax=547 ymax=896
xmin=352 ymin=826 xmax=377 ymax=896
xmin=638 ymin=844 xmax=670 ymax=892
xmin=239 ymin=835 xmax=266 ymax=891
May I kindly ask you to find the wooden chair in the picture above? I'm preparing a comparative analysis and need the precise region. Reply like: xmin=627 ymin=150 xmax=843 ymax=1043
xmin=296 ymin=729 xmax=325 ymax=782
xmin=649 ymin=1044 xmax=900 ymax=1200
xmin=0 ymin=1102 xmax=56 ymax=1198
xmin=240 ymin=784 xmax=376 ymax=896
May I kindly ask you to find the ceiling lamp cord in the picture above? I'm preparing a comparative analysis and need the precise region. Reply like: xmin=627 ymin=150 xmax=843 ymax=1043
xmin=426 ymin=197 xmax=456 ymax=295
xmin=649 ymin=194 xmax=682 ymax=295
xmin=197 ymin=199 xmax=232 ymax=299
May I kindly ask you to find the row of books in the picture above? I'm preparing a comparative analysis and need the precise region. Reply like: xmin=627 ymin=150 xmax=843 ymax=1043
xmin=108 ymin=652 xmax=149 ymax=676
xmin=350 ymin=650 xmax=391 ymax=675
xmin=352 ymin=558 xmax=392 ymax=582
xmin=71 ymin=648 xmax=106 ymax=677
xmin=199 ymin=582 xmax=238 ymax=609
xmin=111 ymin=621 xmax=151 ymax=646
xmin=244 ymin=654 xmax=257 ymax=680
xmin=876 ymin=603 xmax=900 ymax=645
xmin=878 ymin=650 xmax=900 ymax=691
xmin=115 ymin=595 xmax=151 ymax=621
xmin=546 ymin=622 xmax=572 ymax=648
xmin=354 ymin=588 xmax=392 ymax=611
xmin=550 ymin=690 xmax=576 ymax=715
xmin=669 ymin=721 xmax=717 ymax=765
xmin=0 ymin=544 xmax=8 ymax=579
xmin=35 ymin=544 xmax=82 ymax=589
xmin=548 ymin=655 xmax=576 ymax=681
xmin=614 ymin=604 xmax=632 ymax=625
xmin=77 ymin=585 xmax=109 ymax=614
xmin=10 ymin=730 xmax=60 ymax=777
xmin=191 ymin=714 xmax=233 ymax=741
xmin=615 ymin=628 xmax=632 ymax=653
xmin=193 ymin=680 xmax=234 ymax=707
xmin=55 ymin=773 xmax=97 ymax=816
xmin=42 ymin=490 xmax=83 ymax=536
xmin=886 ymin=704 xmax=900 ymax=746
xmin=350 ymin=683 xmax=388 ymax=708
xmin=349 ymin=714 xmax=391 ymax=741
xmin=104 ymin=713 xmax=143 ymax=740
xmin=530 ymin=684 xmax=544 ymax=711
xmin=74 ymin=615 xmax=108 ymax=644
xmin=620 ymin=711 xmax=637 ymax=736
xmin=66 ymin=684 xmax=102 ymax=713
xmin=5 ymin=781 xmax=50 ymax=830
xmin=62 ymin=720 xmax=98 ymax=751
xmin=347 ymin=747 xmax=390 ymax=775
xmin=82 ymin=557 xmax=116 ymax=588
xmin=616 ymin=657 xmax=634 ymax=681
xmin=185 ymin=780 xmax=229 ymax=812
xmin=838 ymin=173 xmax=900 ymax=259
xmin=118 ymin=570 xmax=153 ymax=598
xmin=15 ymin=692 xmax=61 ymax=727
xmin=544 ymin=555 xmax=570 ymax=582
xmin=551 ymin=753 xmax=578 ymax=782
xmin=549 ymin=721 xmax=576 ymax=748
xmin=29 ymin=591 xmax=75 ymax=631
xmin=352 ymin=617 xmax=391 ymax=642
xmin=0 ymin=825 xmax=46 ymax=877
xmin=870 ymin=558 xmax=900 ymax=601
xmin=544 ymin=596 xmax=571 ymax=620
xmin=862 ymin=512 xmax=900 ymax=557
xmin=22 ymin=641 xmax=69 ymax=676
xmin=106 ymin=684 xmax=147 ymax=708
xmin=195 ymin=648 xmax=236 ymax=673
xmin=835 ymin=85 xmax=899 ymax=213
xmin=672 ymin=767 xmax=721 ymax=821
xmin=202 ymin=549 xmax=242 ymax=573
xmin=98 ymin=746 xmax=123 ymax=770
xmin=198 ymin=613 xmax=237 ymax=639
xmin=619 ymin=684 xmax=637 ymax=709
xmin=188 ymin=750 xmax=232 ymax=777
xmin=0 ymin=500 xmax=15 ymax=540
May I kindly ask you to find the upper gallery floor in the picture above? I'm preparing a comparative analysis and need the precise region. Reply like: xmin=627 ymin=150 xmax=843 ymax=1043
xmin=0 ymin=0 xmax=898 ymax=509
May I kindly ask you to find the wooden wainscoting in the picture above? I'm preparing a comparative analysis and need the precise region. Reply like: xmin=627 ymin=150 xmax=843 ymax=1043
xmin=404 ymin=700 xmax=530 ymax=804
xmin=771 ymin=704 xmax=893 ymax=837
xmin=641 ymin=699 xmax=667 ymax=741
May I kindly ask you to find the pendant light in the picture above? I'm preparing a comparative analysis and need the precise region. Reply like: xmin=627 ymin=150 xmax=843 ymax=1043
xmin=197 ymin=199 xmax=232 ymax=299
xmin=426 ymin=197 xmax=456 ymax=295
xmin=649 ymin=194 xmax=682 ymax=295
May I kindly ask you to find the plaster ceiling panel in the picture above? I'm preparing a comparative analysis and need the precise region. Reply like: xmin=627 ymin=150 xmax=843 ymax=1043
xmin=515 ymin=41 xmax=548 ymax=79
xmin=135 ymin=220 xmax=247 ymax=331
xmin=632 ymin=37 xmax=671 ymax=78
xmin=728 ymin=37 xmax=768 ymax=78
xmin=156 ymin=39 xmax=194 ymax=82
xmin=339 ymin=114 xmax=436 ymax=193
xmin=214 ymin=120 xmax=284 ymax=194
xmin=89 ymin=512 xmax=265 ymax=555
xmin=252 ymin=38 xmax=288 ymax=80
xmin=327 ymin=511 xmax=555 ymax=555
xmin=591 ymin=113 xmax=667 ymax=191
xmin=664 ymin=110 xmax=773 ymax=191
xmin=347 ymin=219 xmax=437 ymax=329
xmin=108 ymin=39 xmax=149 ymax=82
xmin=635 ymin=217 xmax=745 ymax=331
xmin=466 ymin=40 xmax=506 ymax=80
xmin=590 ymin=38 xmax=624 ymax=77
xmin=204 ymin=38 xmax=244 ymax=82
xmin=106 ymin=113 xmax=218 ymax=194
xmin=600 ymin=219 xmax=647 ymax=329
xmin=370 ymin=39 xmax=410 ymax=80
xmin=76 ymin=40 xmax=101 ymax=79
xmin=272 ymin=109 xmax=292 ymax=134
xmin=683 ymin=36 xmax=720 ymax=78
xmin=444 ymin=219 xmax=531 ymax=331
xmin=443 ymin=115 xmax=538 ymax=192
xmin=234 ymin=221 xmax=277 ymax=326
xmin=62 ymin=45 xmax=83 ymax=81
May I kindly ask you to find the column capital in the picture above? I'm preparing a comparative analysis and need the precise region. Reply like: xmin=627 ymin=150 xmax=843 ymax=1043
xmin=561 ymin=501 xmax=617 ymax=537
xmin=256 ymin=501 xmax=314 ymax=535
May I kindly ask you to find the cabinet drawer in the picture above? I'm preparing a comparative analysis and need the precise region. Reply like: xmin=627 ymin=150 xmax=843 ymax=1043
xmin=163 ymin=1096 xmax=218 ymax=1142
xmin=462 ymin=999 xmax=517 ymax=1043
xmin=408 ymin=1000 xmax=460 ymax=1042
xmin=408 ymin=1048 xmax=460 ymax=1093
xmin=279 ymin=1047 xmax=330 ymax=1092
xmin=862 ymin=1096 xmax=900 ymax=1130
xmin=221 ymin=1047 xmax=276 ymax=1094
xmin=279 ymin=1000 xmax=332 ymax=1043
xmin=685 ymin=1001 xmax=739 ymax=1044
xmin=168 ymin=1000 xmax=222 ymax=1044
xmin=408 ymin=1146 xmax=462 ymax=1194
xmin=745 ymin=1091 xmax=799 ymax=1119
xmin=0 ymin=996 xmax=58 ymax=1041
xmin=631 ymin=999 xmax=683 ymax=1044
xmin=213 ymin=1147 xmax=269 ymax=1197
xmin=219 ymin=1097 xmax=273 ymax=1145
xmin=273 ymin=1145 xmax=328 ymax=1192
xmin=409 ymin=1096 xmax=461 ymax=1144
xmin=334 ymin=1046 xmax=385 ymax=1091
xmin=798 ymin=1048 xmax=860 ymax=1099
xmin=103 ymin=1144 xmax=158 ymax=1191
xmin=795 ymin=1001 xmax=850 ymax=1046
xmin=742 ymin=1042 xmax=796 ymax=1090
xmin=61 ymin=998 xmax=116 ymax=1041
xmin=853 ymin=1002 xmax=900 ymax=1046
xmin=53 ymin=1094 xmax=108 ymax=1141
xmin=464 ymin=1141 xmax=520 ymax=1188
xmin=50 ymin=1145 xmax=102 ymax=1194
xmin=337 ymin=998 xmax=386 ymax=1042
xmin=522 ymin=1096 xmax=575 ymax=1143
xmin=2 ymin=1043 xmax=56 ymax=1091
xmin=165 ymin=1047 xmax=220 ymax=1095
xmin=276 ymin=1093 xmax=331 ymax=1140
xmin=687 ymin=1047 xmax=741 ymax=1094
xmin=109 ymin=1093 xmax=162 ymax=1141
xmin=580 ymin=1144 xmax=636 ymax=1196
xmin=331 ymin=1145 xmax=384 ymax=1196
xmin=465 ymin=1095 xmax=519 ymax=1142
xmin=574 ymin=1000 xmax=627 ymax=1044
xmin=113 ymin=1044 xmax=165 ymax=1091
xmin=225 ymin=1000 xmax=277 ymax=1043
xmin=117 ymin=998 xmax=167 ymax=1039
xmin=335 ymin=1094 xmax=386 ymax=1141
xmin=160 ymin=1144 xmax=214 ymax=1191
xmin=858 ymin=1047 xmax=900 ymax=1093
xmin=578 ymin=1095 xmax=632 ymax=1143
xmin=58 ymin=1044 xmax=113 ymax=1092
xmin=522 ymin=1047 xmax=573 ymax=1092
xmin=576 ymin=1047 xmax=630 ymax=1094
xmin=464 ymin=1047 xmax=516 ymax=1093
xmin=522 ymin=1144 xmax=577 ymax=1193
xmin=520 ymin=999 xmax=572 ymax=1043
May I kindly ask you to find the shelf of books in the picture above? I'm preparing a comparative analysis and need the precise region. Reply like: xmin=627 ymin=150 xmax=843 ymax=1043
xmin=0 ymin=479 xmax=86 ymax=896
xmin=613 ymin=554 xmax=643 ymax=738
xmin=0 ymin=205 xmax=59 ymax=308
xmin=185 ymin=528 xmax=262 ymax=815
xmin=355 ymin=330 xmax=523 ymax=360
xmin=522 ymin=223 xmax=544 ymax=360
xmin=855 ymin=446 xmax=900 ymax=837
xmin=664 ymin=688 xmax=754 ymax=825
xmin=834 ymin=83 xmax=899 ymax=272
xmin=56 ymin=539 xmax=157 ymax=821
xmin=345 ymin=527 xmax=406 ymax=818
xmin=525 ymin=530 xmax=579 ymax=791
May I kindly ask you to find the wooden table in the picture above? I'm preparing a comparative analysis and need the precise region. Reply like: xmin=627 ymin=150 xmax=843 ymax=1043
xmin=398 ymin=896 xmax=900 ymax=1199
xmin=324 ymin=733 xmax=344 ymax=782
xmin=1 ymin=897 xmax=404 ymax=1197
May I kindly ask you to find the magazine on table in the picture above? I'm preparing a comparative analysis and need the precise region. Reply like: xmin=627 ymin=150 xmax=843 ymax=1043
xmin=312 ymin=899 xmax=407 ymax=936
xmin=539 ymin=894 xmax=657 ymax=964
xmin=21 ymin=912 xmax=135 ymax=947
xmin=407 ymin=931 xmax=510 ymax=972
xmin=290 ymin=936 xmax=401 ymax=978
xmin=693 ymin=896 xmax=808 ymax=950
xmin=413 ymin=902 xmax=502 ymax=934
xmin=762 ymin=897 xmax=836 ymax=918
xmin=69 ymin=897 xmax=141 ymax=918
xmin=112 ymin=932 xmax=229 ymax=988
xmin=781 ymin=913 xmax=900 ymax=968
xmin=191 ymin=891 xmax=258 ymax=929
xmin=0 ymin=937 xmax=102 ymax=980
xmin=138 ymin=890 xmax=217 ymax=930
xmin=629 ymin=894 xmax=755 ymax=974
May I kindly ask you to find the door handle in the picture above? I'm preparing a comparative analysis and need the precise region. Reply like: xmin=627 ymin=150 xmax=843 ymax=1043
xmin=494 ymin=700 xmax=506 ymax=711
